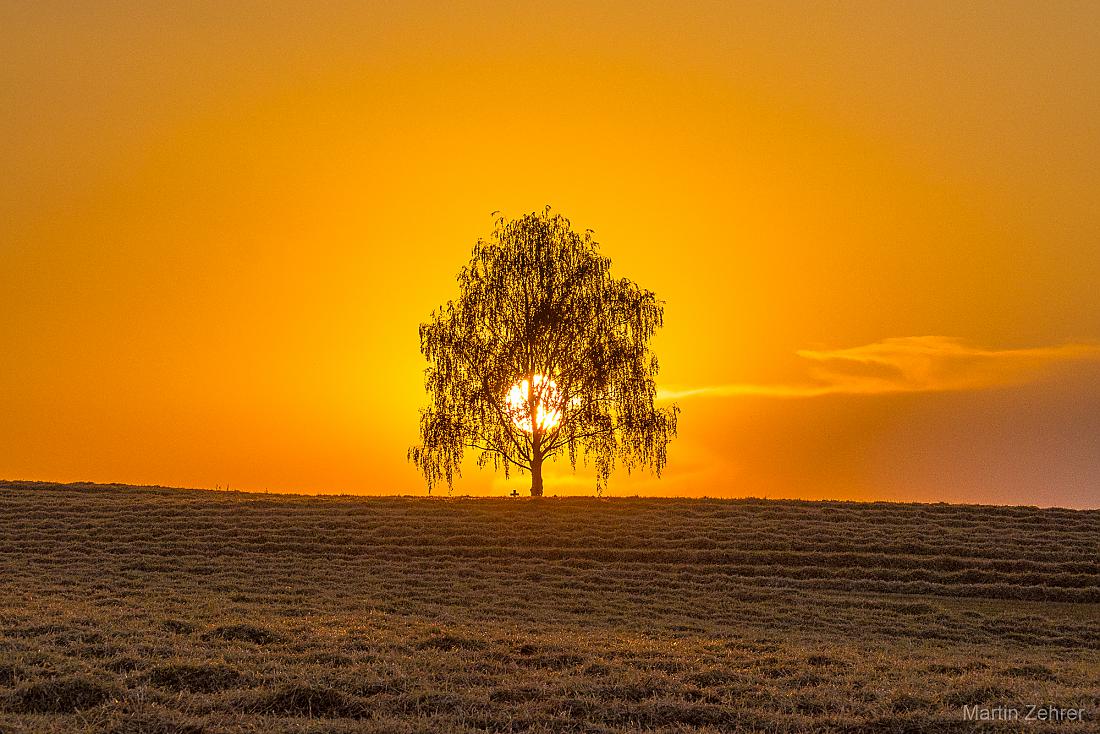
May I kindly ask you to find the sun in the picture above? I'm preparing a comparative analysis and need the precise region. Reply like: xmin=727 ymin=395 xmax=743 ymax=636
xmin=504 ymin=374 xmax=565 ymax=432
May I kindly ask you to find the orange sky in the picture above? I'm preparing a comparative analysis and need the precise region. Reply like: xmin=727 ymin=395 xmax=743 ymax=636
xmin=3 ymin=2 xmax=1098 ymax=507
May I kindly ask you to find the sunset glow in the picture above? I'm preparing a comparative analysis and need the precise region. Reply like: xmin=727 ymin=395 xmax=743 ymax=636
xmin=2 ymin=3 xmax=1098 ymax=506
xmin=504 ymin=375 xmax=564 ymax=433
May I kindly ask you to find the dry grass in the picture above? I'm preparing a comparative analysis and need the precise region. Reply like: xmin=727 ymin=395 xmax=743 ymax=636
xmin=0 ymin=480 xmax=1097 ymax=732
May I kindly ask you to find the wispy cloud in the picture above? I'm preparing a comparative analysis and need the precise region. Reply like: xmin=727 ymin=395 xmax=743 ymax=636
xmin=659 ymin=336 xmax=1100 ymax=400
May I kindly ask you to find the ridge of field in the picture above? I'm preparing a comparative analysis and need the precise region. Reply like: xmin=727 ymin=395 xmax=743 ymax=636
xmin=1 ymin=481 xmax=1097 ymax=733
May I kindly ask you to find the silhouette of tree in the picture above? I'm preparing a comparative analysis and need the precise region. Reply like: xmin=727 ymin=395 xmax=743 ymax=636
xmin=409 ymin=207 xmax=678 ymax=496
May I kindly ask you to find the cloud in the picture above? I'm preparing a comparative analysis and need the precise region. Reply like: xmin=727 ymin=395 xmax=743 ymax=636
xmin=659 ymin=336 xmax=1100 ymax=400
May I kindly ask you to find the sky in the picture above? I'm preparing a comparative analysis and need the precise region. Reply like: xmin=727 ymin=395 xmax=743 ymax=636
xmin=3 ymin=1 xmax=1098 ymax=507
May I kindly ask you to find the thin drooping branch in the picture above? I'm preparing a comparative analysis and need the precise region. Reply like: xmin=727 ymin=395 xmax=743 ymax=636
xmin=466 ymin=441 xmax=529 ymax=471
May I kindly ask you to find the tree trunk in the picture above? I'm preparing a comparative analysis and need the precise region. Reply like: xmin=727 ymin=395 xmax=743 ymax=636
xmin=530 ymin=455 xmax=544 ymax=497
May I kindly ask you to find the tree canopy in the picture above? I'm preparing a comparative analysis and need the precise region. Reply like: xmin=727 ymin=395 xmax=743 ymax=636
xmin=409 ymin=207 xmax=678 ymax=495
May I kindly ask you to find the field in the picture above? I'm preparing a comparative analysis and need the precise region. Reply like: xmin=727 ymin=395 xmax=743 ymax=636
xmin=0 ymin=482 xmax=1097 ymax=733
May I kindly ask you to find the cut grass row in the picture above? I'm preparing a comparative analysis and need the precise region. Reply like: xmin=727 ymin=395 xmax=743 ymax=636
xmin=1 ymin=482 xmax=1097 ymax=732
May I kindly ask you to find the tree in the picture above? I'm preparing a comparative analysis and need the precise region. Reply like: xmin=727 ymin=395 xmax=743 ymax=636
xmin=408 ymin=207 xmax=678 ymax=496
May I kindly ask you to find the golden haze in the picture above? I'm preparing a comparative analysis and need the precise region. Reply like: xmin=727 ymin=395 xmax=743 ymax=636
xmin=2 ymin=3 xmax=1099 ymax=506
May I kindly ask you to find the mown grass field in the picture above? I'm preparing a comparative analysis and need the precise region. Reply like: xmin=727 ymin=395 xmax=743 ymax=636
xmin=0 ymin=481 xmax=1097 ymax=733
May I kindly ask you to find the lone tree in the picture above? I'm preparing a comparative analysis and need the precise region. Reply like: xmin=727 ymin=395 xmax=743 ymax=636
xmin=408 ymin=208 xmax=678 ymax=496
